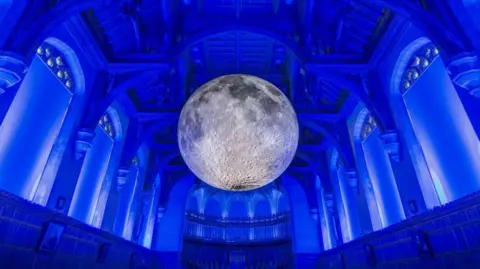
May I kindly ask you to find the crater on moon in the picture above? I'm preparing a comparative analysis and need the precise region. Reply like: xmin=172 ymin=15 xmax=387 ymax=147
xmin=178 ymin=74 xmax=299 ymax=191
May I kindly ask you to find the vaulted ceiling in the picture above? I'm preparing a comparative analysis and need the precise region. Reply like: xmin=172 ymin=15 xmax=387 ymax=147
xmin=80 ymin=0 xmax=395 ymax=190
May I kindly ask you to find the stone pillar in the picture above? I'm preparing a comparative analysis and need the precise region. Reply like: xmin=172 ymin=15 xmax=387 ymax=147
xmin=324 ymin=194 xmax=338 ymax=247
xmin=380 ymin=130 xmax=428 ymax=217
xmin=113 ymin=167 xmax=136 ymax=237
xmin=74 ymin=128 xmax=95 ymax=160
xmin=380 ymin=130 xmax=400 ymax=162
xmin=310 ymin=208 xmax=322 ymax=250
xmin=343 ymin=169 xmax=361 ymax=240
xmin=448 ymin=52 xmax=480 ymax=97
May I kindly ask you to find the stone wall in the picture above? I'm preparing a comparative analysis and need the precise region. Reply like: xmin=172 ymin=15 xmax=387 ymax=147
xmin=318 ymin=191 xmax=480 ymax=269
xmin=0 ymin=190 xmax=159 ymax=269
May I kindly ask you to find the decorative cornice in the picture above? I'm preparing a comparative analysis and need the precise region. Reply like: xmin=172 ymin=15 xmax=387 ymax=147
xmin=324 ymin=193 xmax=334 ymax=212
xmin=0 ymin=51 xmax=27 ymax=94
xmin=116 ymin=167 xmax=130 ymax=191
xmin=345 ymin=169 xmax=359 ymax=190
xmin=74 ymin=128 xmax=95 ymax=160
xmin=380 ymin=130 xmax=401 ymax=162
xmin=448 ymin=52 xmax=480 ymax=97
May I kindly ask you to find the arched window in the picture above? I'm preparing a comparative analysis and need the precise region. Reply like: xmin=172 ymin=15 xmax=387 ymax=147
xmin=391 ymin=38 xmax=480 ymax=204
xmin=69 ymin=108 xmax=120 ymax=227
xmin=401 ymin=43 xmax=439 ymax=93
xmin=0 ymin=39 xmax=84 ymax=204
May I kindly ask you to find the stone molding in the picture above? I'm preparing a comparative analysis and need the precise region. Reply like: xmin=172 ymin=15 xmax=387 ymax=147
xmin=448 ymin=52 xmax=480 ymax=97
xmin=380 ymin=130 xmax=401 ymax=162
xmin=74 ymin=128 xmax=95 ymax=160
xmin=0 ymin=51 xmax=27 ymax=94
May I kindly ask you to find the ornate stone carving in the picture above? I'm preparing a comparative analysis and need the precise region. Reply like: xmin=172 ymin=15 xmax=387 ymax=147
xmin=74 ymin=128 xmax=95 ymax=160
xmin=345 ymin=169 xmax=358 ymax=190
xmin=448 ymin=52 xmax=480 ymax=97
xmin=380 ymin=130 xmax=401 ymax=162
xmin=324 ymin=193 xmax=334 ymax=212
xmin=116 ymin=167 xmax=130 ymax=191
xmin=0 ymin=51 xmax=27 ymax=94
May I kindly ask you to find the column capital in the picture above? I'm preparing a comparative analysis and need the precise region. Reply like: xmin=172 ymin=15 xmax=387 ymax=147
xmin=380 ymin=130 xmax=401 ymax=162
xmin=116 ymin=167 xmax=130 ymax=191
xmin=345 ymin=169 xmax=359 ymax=190
xmin=157 ymin=207 xmax=166 ymax=220
xmin=324 ymin=193 xmax=334 ymax=212
xmin=0 ymin=51 xmax=28 ymax=94
xmin=448 ymin=52 xmax=480 ymax=97
xmin=74 ymin=128 xmax=95 ymax=160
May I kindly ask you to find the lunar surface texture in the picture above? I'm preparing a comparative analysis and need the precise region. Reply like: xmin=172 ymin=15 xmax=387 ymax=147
xmin=178 ymin=74 xmax=299 ymax=191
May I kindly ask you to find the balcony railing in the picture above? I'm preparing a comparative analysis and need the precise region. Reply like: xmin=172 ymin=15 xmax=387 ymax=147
xmin=183 ymin=211 xmax=291 ymax=243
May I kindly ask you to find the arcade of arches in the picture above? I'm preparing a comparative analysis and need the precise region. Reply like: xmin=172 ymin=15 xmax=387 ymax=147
xmin=0 ymin=1 xmax=479 ymax=269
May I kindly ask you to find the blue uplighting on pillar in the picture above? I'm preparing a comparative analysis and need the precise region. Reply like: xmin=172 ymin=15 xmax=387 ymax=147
xmin=330 ymin=160 xmax=350 ymax=242
xmin=113 ymin=166 xmax=136 ymax=237
xmin=316 ymin=178 xmax=335 ymax=250
xmin=363 ymin=127 xmax=405 ymax=227
xmin=333 ymin=163 xmax=361 ymax=241
xmin=69 ymin=118 xmax=115 ymax=225
xmin=0 ymin=48 xmax=73 ymax=200
xmin=401 ymin=46 xmax=480 ymax=202
xmin=139 ymin=174 xmax=162 ymax=248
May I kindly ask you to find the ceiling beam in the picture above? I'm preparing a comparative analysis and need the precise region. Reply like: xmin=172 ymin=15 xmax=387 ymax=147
xmin=304 ymin=62 xmax=370 ymax=75
xmin=108 ymin=62 xmax=171 ymax=73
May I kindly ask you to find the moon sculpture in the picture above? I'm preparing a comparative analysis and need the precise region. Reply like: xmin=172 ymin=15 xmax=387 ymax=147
xmin=178 ymin=74 xmax=299 ymax=191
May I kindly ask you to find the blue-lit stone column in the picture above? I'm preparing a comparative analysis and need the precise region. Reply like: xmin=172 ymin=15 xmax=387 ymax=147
xmin=74 ymin=129 xmax=96 ymax=160
xmin=310 ymin=208 xmax=323 ymax=250
xmin=403 ymin=54 xmax=480 ymax=203
xmin=380 ymin=130 xmax=427 ymax=217
xmin=363 ymin=129 xmax=405 ymax=227
xmin=113 ymin=167 xmax=134 ymax=237
xmin=331 ymin=168 xmax=349 ymax=243
xmin=344 ymin=169 xmax=362 ymax=240
xmin=139 ymin=178 xmax=162 ymax=248
xmin=323 ymin=194 xmax=337 ymax=248
xmin=354 ymin=143 xmax=382 ymax=231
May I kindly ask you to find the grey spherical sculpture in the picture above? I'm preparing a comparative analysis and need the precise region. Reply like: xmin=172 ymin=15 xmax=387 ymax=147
xmin=178 ymin=74 xmax=299 ymax=191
